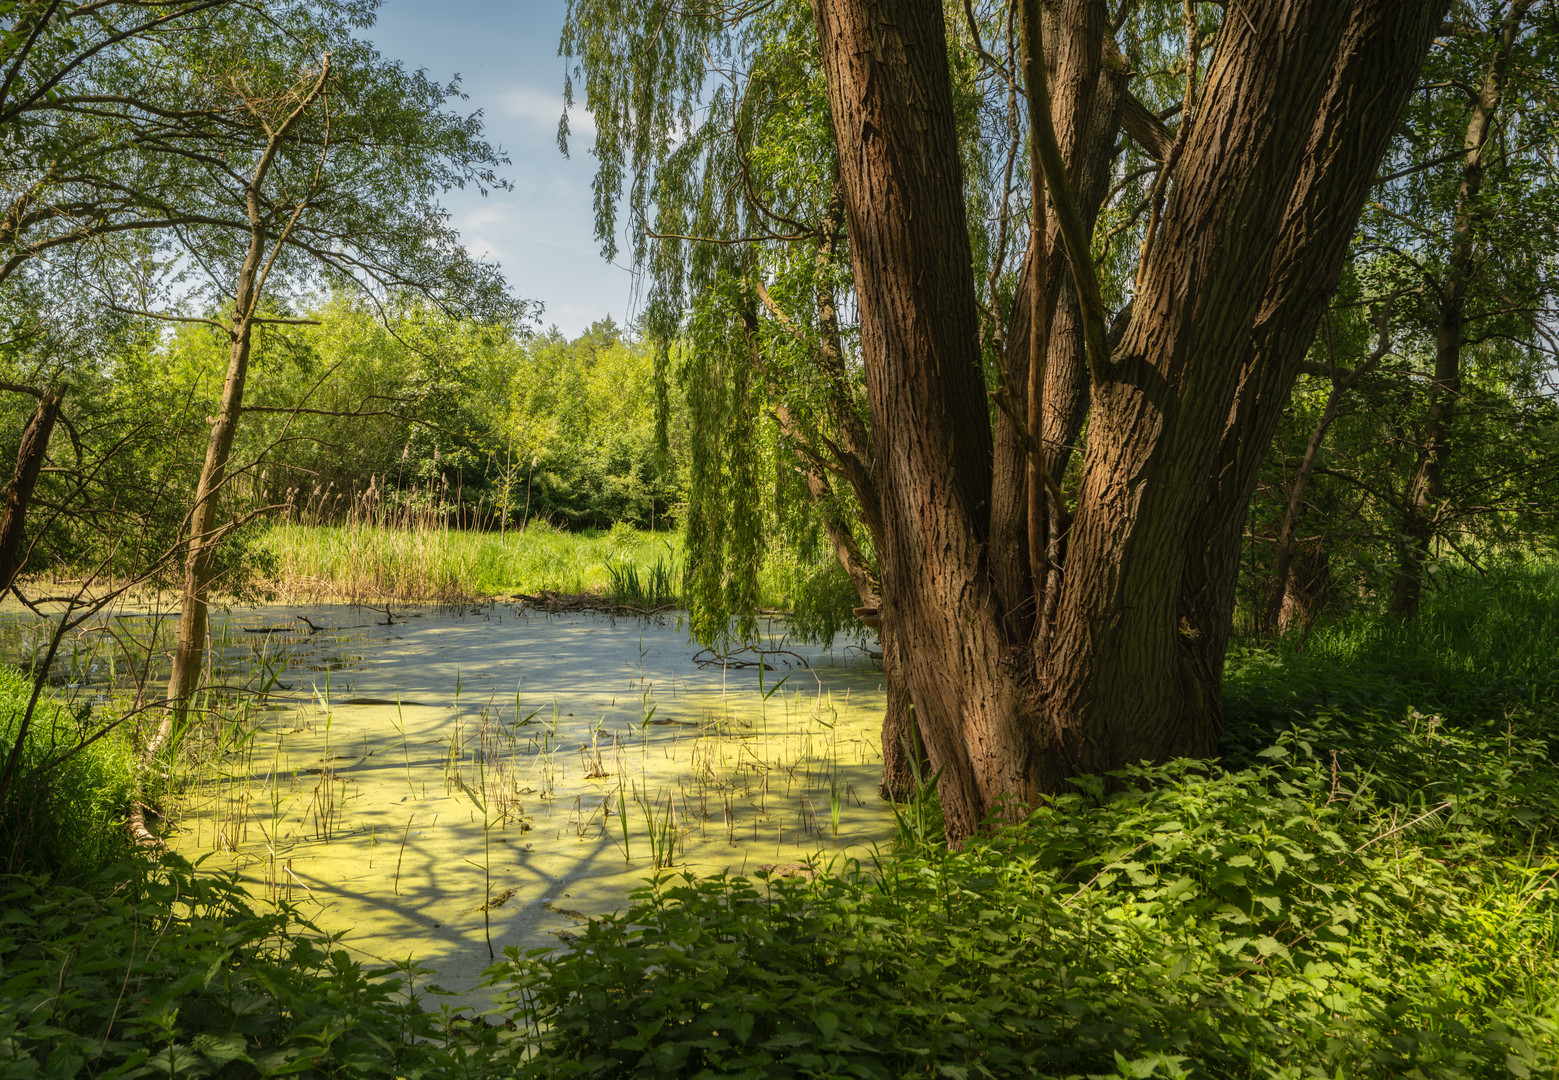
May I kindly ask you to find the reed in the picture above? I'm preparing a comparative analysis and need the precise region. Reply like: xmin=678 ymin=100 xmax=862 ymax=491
xmin=260 ymin=485 xmax=689 ymax=604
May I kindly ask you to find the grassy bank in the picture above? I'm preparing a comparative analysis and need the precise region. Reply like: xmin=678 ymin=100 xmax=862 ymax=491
xmin=259 ymin=519 xmax=688 ymax=604
xmin=4 ymin=561 xmax=1559 ymax=1078
xmin=0 ymin=666 xmax=136 ymax=875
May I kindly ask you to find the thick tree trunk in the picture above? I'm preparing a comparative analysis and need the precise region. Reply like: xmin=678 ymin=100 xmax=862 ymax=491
xmin=1173 ymin=1 xmax=1446 ymax=731
xmin=814 ymin=0 xmax=1443 ymax=842
xmin=990 ymin=0 xmax=1122 ymax=646
xmin=0 ymin=389 xmax=61 ymax=593
xmin=1389 ymin=5 xmax=1524 ymax=617
xmin=815 ymin=0 xmax=1048 ymax=840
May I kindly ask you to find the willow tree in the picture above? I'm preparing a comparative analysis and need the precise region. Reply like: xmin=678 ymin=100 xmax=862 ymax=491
xmin=566 ymin=0 xmax=1446 ymax=840
xmin=562 ymin=0 xmax=929 ymax=794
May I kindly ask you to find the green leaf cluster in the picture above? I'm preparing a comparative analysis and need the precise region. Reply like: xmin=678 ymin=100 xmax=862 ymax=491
xmin=0 ymin=666 xmax=136 ymax=876
xmin=491 ymin=563 xmax=1559 ymax=1078
xmin=0 ymin=856 xmax=503 ymax=1080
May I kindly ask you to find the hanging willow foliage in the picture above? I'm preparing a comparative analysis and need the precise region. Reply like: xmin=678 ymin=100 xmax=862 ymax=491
xmin=560 ymin=0 xmax=1013 ymax=648
xmin=680 ymin=280 xmax=764 ymax=647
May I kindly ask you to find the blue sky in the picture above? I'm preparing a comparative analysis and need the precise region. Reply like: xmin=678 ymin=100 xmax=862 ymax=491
xmin=369 ymin=0 xmax=635 ymax=338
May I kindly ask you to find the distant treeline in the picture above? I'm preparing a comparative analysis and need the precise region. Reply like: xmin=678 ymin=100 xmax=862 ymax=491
xmin=1 ymin=296 xmax=687 ymax=596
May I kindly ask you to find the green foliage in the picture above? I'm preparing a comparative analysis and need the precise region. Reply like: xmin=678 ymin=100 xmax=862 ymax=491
xmin=1231 ymin=556 xmax=1559 ymax=728
xmin=0 ymin=667 xmax=136 ymax=876
xmin=775 ymin=553 xmax=859 ymax=648
xmin=562 ymin=0 xmax=881 ymax=651
xmin=241 ymin=292 xmax=522 ymax=513
xmin=489 ymin=563 xmax=1559 ymax=1078
xmin=682 ymin=289 xmax=765 ymax=649
xmin=1245 ymin=7 xmax=1559 ymax=618
xmin=0 ymin=856 xmax=503 ymax=1080
xmin=505 ymin=319 xmax=684 ymax=530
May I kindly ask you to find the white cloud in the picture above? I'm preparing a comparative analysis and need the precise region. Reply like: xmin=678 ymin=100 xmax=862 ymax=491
xmin=457 ymin=204 xmax=511 ymax=231
xmin=498 ymin=86 xmax=597 ymax=142
xmin=461 ymin=235 xmax=507 ymax=265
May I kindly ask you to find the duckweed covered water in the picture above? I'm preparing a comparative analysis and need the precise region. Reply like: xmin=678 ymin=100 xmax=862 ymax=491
xmin=9 ymin=601 xmax=894 ymax=1004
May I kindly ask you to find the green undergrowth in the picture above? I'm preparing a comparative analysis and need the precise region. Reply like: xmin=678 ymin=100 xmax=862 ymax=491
xmin=1228 ymin=557 xmax=1559 ymax=731
xmin=4 ymin=562 xmax=1559 ymax=1078
xmin=491 ymin=724 xmax=1559 ymax=1078
xmin=260 ymin=520 xmax=816 ymax=614
xmin=0 ymin=856 xmax=503 ymax=1079
xmin=0 ymin=667 xmax=136 ymax=876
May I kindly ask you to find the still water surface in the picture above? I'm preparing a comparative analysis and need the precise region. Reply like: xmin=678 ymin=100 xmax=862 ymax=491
xmin=8 ymin=600 xmax=893 ymax=1004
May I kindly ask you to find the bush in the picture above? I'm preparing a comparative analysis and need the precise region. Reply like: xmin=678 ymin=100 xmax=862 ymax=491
xmin=0 ymin=856 xmax=501 ymax=1080
xmin=0 ymin=666 xmax=137 ymax=876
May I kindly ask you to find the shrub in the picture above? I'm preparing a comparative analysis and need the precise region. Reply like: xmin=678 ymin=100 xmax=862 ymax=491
xmin=0 ymin=666 xmax=137 ymax=876
xmin=0 ymin=856 xmax=499 ymax=1079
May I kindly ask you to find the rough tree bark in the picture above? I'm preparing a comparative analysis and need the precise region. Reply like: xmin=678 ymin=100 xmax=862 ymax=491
xmin=990 ymin=0 xmax=1125 ymax=650
xmin=1389 ymin=2 xmax=1528 ymax=617
xmin=0 ymin=387 xmax=61 ymax=593
xmin=812 ymin=0 xmax=1445 ymax=841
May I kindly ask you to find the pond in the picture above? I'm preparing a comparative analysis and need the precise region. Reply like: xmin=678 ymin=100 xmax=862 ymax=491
xmin=5 ymin=600 xmax=895 ymax=1006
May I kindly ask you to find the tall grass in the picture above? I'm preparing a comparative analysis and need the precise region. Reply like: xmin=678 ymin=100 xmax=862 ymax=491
xmin=262 ymin=488 xmax=689 ymax=603
xmin=0 ymin=666 xmax=136 ymax=875
xmin=1229 ymin=555 xmax=1559 ymax=727
xmin=604 ymin=553 xmax=682 ymax=608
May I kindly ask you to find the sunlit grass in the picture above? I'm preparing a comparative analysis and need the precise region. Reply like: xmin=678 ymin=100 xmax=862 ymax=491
xmin=1230 ymin=555 xmax=1559 ymax=724
xmin=259 ymin=518 xmax=686 ymax=603
xmin=0 ymin=666 xmax=137 ymax=875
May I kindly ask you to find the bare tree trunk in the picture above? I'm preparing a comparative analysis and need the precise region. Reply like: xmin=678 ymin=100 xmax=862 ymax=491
xmin=1267 ymin=309 xmax=1394 ymax=632
xmin=813 ymin=0 xmax=1443 ymax=842
xmin=133 ymin=61 xmax=330 ymax=845
xmin=0 ymin=389 xmax=61 ymax=593
xmin=163 ymin=324 xmax=256 ymax=717
xmin=161 ymin=58 xmax=330 ymax=728
xmin=1389 ymin=3 xmax=1526 ymax=617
